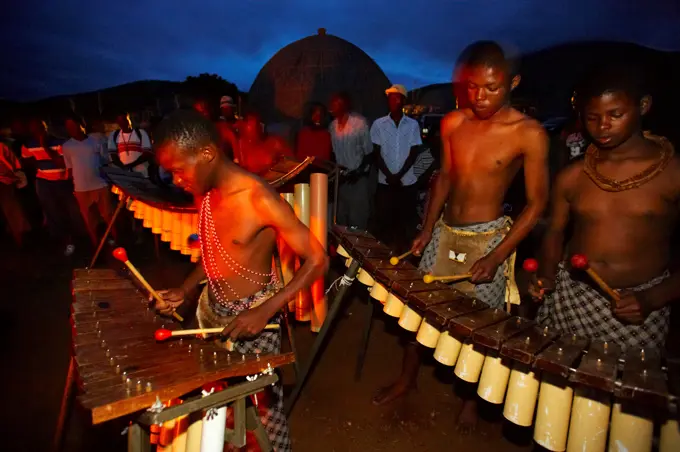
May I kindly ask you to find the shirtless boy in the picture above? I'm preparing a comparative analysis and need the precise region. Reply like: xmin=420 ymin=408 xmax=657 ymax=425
xmin=374 ymin=41 xmax=550 ymax=429
xmin=532 ymin=63 xmax=680 ymax=352
xmin=154 ymin=111 xmax=328 ymax=451
xmin=235 ymin=112 xmax=293 ymax=174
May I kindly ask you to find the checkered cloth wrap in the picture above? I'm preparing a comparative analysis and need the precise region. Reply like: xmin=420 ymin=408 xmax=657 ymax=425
xmin=197 ymin=282 xmax=292 ymax=452
xmin=418 ymin=217 xmax=511 ymax=309
xmin=536 ymin=263 xmax=670 ymax=351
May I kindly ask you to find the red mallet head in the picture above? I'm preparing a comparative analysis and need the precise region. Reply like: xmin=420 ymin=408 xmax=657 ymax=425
xmin=523 ymin=258 xmax=539 ymax=273
xmin=112 ymin=247 xmax=129 ymax=262
xmin=570 ymin=254 xmax=589 ymax=269
xmin=154 ymin=329 xmax=172 ymax=341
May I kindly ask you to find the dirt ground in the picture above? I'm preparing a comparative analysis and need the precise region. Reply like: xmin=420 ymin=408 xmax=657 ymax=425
xmin=1 ymin=230 xmax=532 ymax=452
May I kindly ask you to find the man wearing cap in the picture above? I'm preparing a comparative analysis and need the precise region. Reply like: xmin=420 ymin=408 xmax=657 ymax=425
xmin=370 ymin=84 xmax=423 ymax=251
xmin=219 ymin=95 xmax=238 ymax=125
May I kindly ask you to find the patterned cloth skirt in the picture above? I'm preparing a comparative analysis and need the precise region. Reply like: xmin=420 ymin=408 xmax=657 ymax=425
xmin=197 ymin=283 xmax=292 ymax=452
xmin=537 ymin=263 xmax=670 ymax=351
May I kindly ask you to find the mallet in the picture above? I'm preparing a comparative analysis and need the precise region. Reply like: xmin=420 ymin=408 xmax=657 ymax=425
xmin=423 ymin=273 xmax=472 ymax=284
xmin=570 ymin=254 xmax=620 ymax=303
xmin=112 ymin=247 xmax=184 ymax=322
xmin=154 ymin=325 xmax=280 ymax=341
xmin=390 ymin=250 xmax=414 ymax=265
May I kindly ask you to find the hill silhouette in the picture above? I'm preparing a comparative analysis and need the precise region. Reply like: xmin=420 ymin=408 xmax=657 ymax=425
xmin=0 ymin=74 xmax=242 ymax=124
xmin=3 ymin=41 xmax=679 ymax=144
xmin=412 ymin=41 xmax=680 ymax=144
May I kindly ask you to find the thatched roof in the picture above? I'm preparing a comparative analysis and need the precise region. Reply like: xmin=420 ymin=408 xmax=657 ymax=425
xmin=249 ymin=29 xmax=391 ymax=123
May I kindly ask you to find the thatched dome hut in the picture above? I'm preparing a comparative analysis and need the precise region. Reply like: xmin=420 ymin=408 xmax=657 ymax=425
xmin=248 ymin=29 xmax=391 ymax=125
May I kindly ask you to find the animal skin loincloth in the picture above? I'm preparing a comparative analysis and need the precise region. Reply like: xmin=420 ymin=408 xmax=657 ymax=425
xmin=418 ymin=217 xmax=519 ymax=309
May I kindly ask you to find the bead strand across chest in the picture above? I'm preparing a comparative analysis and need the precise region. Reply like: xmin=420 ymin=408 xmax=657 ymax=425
xmin=199 ymin=191 xmax=274 ymax=306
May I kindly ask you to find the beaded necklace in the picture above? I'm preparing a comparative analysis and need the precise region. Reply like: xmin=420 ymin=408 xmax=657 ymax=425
xmin=199 ymin=191 xmax=275 ymax=306
xmin=584 ymin=133 xmax=674 ymax=192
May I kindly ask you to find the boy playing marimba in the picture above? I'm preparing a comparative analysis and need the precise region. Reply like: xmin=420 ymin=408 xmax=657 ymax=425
xmin=531 ymin=63 xmax=680 ymax=351
xmin=154 ymin=110 xmax=328 ymax=451
xmin=375 ymin=41 xmax=550 ymax=431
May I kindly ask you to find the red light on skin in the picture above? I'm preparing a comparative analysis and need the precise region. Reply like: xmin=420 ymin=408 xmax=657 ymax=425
xmin=570 ymin=254 xmax=588 ymax=269
xmin=522 ymin=258 xmax=538 ymax=273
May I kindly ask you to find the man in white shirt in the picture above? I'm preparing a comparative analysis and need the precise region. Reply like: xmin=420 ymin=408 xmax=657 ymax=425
xmin=329 ymin=92 xmax=373 ymax=229
xmin=107 ymin=113 xmax=153 ymax=177
xmin=63 ymin=115 xmax=117 ymax=247
xmin=370 ymin=84 xmax=422 ymax=250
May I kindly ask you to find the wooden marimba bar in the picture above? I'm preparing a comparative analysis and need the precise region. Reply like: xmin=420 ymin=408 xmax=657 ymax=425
xmin=62 ymin=268 xmax=295 ymax=452
xmin=333 ymin=225 xmax=680 ymax=452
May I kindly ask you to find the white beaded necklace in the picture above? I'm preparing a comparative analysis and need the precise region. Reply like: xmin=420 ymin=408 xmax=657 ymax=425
xmin=199 ymin=191 xmax=274 ymax=306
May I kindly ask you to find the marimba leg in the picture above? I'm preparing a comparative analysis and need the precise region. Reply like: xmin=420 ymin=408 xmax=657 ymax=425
xmin=89 ymin=195 xmax=128 ymax=268
xmin=355 ymin=291 xmax=375 ymax=381
xmin=127 ymin=423 xmax=151 ymax=452
xmin=285 ymin=260 xmax=361 ymax=415
xmin=52 ymin=356 xmax=75 ymax=452
xmin=608 ymin=401 xmax=653 ymax=452
xmin=246 ymin=405 xmax=273 ymax=452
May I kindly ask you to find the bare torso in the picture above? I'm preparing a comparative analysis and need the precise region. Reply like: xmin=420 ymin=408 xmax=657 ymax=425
xmin=200 ymin=171 xmax=278 ymax=303
xmin=238 ymin=136 xmax=292 ymax=174
xmin=564 ymin=143 xmax=680 ymax=287
xmin=444 ymin=108 xmax=538 ymax=224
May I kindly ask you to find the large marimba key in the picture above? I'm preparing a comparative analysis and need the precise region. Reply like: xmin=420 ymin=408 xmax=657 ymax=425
xmin=422 ymin=299 xmax=486 ymax=364
xmin=70 ymin=267 xmax=295 ymax=452
xmin=329 ymin=227 xmax=680 ymax=452
xmin=472 ymin=317 xmax=534 ymax=404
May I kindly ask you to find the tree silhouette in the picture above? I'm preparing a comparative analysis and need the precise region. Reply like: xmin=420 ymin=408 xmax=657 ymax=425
xmin=181 ymin=73 xmax=238 ymax=103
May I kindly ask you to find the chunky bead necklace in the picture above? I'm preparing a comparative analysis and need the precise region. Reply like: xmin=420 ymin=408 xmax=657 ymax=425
xmin=199 ymin=191 xmax=274 ymax=306
xmin=584 ymin=133 xmax=674 ymax=192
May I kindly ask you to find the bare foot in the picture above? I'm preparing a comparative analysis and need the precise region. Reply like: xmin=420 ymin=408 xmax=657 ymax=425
xmin=456 ymin=399 xmax=478 ymax=434
xmin=372 ymin=380 xmax=415 ymax=406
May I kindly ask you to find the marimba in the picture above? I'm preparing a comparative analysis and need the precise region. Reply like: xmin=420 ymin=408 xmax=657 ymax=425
xmin=64 ymin=268 xmax=295 ymax=451
xmin=96 ymin=157 xmax=337 ymax=330
xmin=330 ymin=225 xmax=680 ymax=452
xmin=99 ymin=156 xmax=331 ymax=262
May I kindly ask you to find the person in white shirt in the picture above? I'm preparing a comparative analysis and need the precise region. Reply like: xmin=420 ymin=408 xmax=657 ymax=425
xmin=329 ymin=92 xmax=373 ymax=229
xmin=107 ymin=113 xmax=153 ymax=177
xmin=63 ymin=115 xmax=117 ymax=247
xmin=370 ymin=84 xmax=423 ymax=250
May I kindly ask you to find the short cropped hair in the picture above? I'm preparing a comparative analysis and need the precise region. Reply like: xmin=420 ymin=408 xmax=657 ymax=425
xmin=331 ymin=91 xmax=352 ymax=109
xmin=578 ymin=62 xmax=648 ymax=109
xmin=456 ymin=40 xmax=518 ymax=77
xmin=63 ymin=111 xmax=85 ymax=126
xmin=154 ymin=110 xmax=220 ymax=155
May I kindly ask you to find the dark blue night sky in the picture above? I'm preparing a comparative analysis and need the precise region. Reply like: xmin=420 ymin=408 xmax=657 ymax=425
xmin=2 ymin=0 xmax=679 ymax=101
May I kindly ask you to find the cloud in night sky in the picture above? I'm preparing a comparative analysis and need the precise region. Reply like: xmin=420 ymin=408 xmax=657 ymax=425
xmin=2 ymin=0 xmax=679 ymax=101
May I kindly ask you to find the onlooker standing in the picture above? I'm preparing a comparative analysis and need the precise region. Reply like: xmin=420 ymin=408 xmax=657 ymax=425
xmin=63 ymin=115 xmax=117 ymax=247
xmin=107 ymin=113 xmax=153 ymax=177
xmin=296 ymin=103 xmax=332 ymax=161
xmin=370 ymin=84 xmax=423 ymax=251
xmin=219 ymin=95 xmax=239 ymax=126
xmin=107 ymin=112 xmax=152 ymax=243
xmin=0 ymin=141 xmax=30 ymax=246
xmin=329 ymin=92 xmax=373 ymax=229
xmin=22 ymin=119 xmax=79 ymax=255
